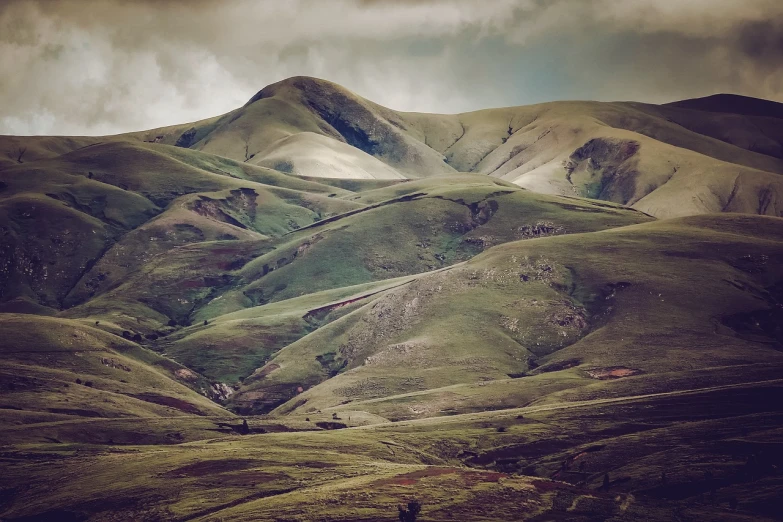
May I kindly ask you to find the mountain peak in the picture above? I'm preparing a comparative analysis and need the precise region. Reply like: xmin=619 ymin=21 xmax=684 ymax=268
xmin=244 ymin=76 xmax=354 ymax=107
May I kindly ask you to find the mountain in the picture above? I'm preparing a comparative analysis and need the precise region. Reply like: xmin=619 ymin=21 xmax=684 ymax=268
xmin=1 ymin=77 xmax=782 ymax=521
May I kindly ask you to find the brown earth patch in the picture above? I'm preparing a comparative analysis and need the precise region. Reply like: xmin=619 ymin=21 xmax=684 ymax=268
xmin=253 ymin=363 xmax=280 ymax=379
xmin=584 ymin=366 xmax=642 ymax=380
xmin=460 ymin=470 xmax=508 ymax=486
xmin=374 ymin=467 xmax=460 ymax=486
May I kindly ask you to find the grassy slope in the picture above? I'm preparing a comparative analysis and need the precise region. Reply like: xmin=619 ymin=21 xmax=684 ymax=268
xmin=7 ymin=78 xmax=780 ymax=220
xmin=0 ymin=140 xmax=362 ymax=309
xmin=160 ymin=276 xmax=421 ymax=384
xmin=0 ymin=315 xmax=228 ymax=422
xmin=54 ymin=176 xmax=647 ymax=394
xmin=1 ymin=378 xmax=780 ymax=520
xmin=399 ymin=102 xmax=783 ymax=218
xmin=233 ymin=214 xmax=783 ymax=416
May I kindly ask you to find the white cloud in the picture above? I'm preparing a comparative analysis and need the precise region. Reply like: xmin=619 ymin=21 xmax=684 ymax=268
xmin=0 ymin=0 xmax=781 ymax=135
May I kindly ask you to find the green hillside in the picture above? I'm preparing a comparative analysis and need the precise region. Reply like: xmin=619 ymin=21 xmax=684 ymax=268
xmin=1 ymin=77 xmax=782 ymax=521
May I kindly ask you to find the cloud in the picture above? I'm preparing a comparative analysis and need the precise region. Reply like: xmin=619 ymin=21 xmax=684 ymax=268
xmin=0 ymin=0 xmax=781 ymax=135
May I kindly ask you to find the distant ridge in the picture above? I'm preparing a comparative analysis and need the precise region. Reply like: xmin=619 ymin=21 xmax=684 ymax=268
xmin=667 ymin=93 xmax=783 ymax=119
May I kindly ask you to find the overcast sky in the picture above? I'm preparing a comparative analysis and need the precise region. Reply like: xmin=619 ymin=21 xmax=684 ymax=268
xmin=1 ymin=0 xmax=782 ymax=135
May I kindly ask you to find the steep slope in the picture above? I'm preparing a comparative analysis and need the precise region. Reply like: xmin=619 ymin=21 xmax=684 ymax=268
xmin=667 ymin=93 xmax=783 ymax=120
xmin=399 ymin=102 xmax=783 ymax=218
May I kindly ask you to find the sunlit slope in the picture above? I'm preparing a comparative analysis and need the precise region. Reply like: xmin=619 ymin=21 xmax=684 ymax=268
xmin=399 ymin=101 xmax=783 ymax=218
xmin=232 ymin=214 xmax=783 ymax=414
xmin=254 ymin=132 xmax=406 ymax=180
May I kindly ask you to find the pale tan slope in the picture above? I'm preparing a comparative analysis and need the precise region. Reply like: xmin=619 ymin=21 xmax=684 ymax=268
xmin=254 ymin=132 xmax=406 ymax=180
xmin=474 ymin=116 xmax=783 ymax=218
xmin=392 ymin=100 xmax=783 ymax=218
xmin=403 ymin=100 xmax=783 ymax=177
xmin=177 ymin=77 xmax=456 ymax=178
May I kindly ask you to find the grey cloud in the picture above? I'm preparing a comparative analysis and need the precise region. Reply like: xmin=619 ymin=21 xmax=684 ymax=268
xmin=0 ymin=0 xmax=781 ymax=135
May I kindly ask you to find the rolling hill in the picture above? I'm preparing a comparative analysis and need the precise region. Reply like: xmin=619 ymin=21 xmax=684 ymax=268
xmin=0 ymin=77 xmax=782 ymax=521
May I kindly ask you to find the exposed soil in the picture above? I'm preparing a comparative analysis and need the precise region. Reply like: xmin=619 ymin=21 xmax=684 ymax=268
xmin=584 ymin=367 xmax=642 ymax=380
xmin=373 ymin=467 xmax=460 ymax=486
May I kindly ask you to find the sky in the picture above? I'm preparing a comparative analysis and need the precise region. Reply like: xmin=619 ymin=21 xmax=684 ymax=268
xmin=1 ymin=0 xmax=782 ymax=135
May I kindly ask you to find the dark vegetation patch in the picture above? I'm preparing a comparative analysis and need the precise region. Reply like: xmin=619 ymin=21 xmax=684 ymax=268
xmin=129 ymin=393 xmax=203 ymax=415
xmin=6 ymin=509 xmax=87 ymax=522
xmin=518 ymin=221 xmax=565 ymax=240
xmin=188 ymin=188 xmax=258 ymax=231
xmin=46 ymin=408 xmax=103 ymax=417
xmin=175 ymin=127 xmax=197 ymax=148
xmin=563 ymin=138 xmax=640 ymax=201
xmin=194 ymin=470 xmax=285 ymax=487
xmin=722 ymin=281 xmax=783 ymax=348
xmin=466 ymin=440 xmax=578 ymax=466
xmin=662 ymin=250 xmax=706 ymax=260
xmin=315 ymin=421 xmax=347 ymax=430
xmin=315 ymin=351 xmax=347 ymax=377
xmin=536 ymin=359 xmax=581 ymax=374
xmin=374 ymin=467 xmax=460 ymax=486
xmin=303 ymin=294 xmax=374 ymax=324
xmin=164 ymin=459 xmax=260 ymax=478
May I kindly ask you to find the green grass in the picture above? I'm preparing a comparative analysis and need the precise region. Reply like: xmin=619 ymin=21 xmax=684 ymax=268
xmin=234 ymin=214 xmax=783 ymax=418
xmin=2 ymin=377 xmax=780 ymax=520
xmin=0 ymin=315 xmax=229 ymax=420
xmin=2 ymin=79 xmax=783 ymax=520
